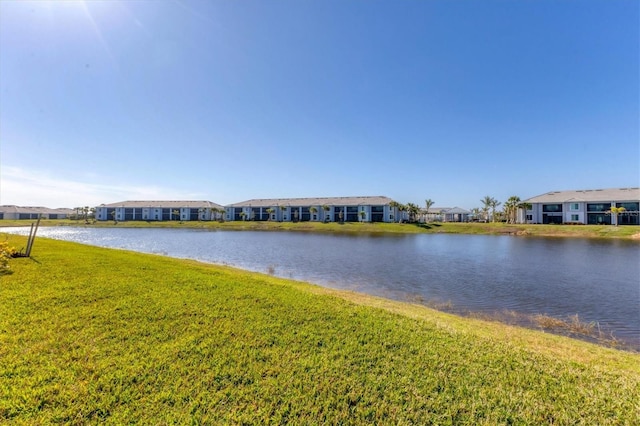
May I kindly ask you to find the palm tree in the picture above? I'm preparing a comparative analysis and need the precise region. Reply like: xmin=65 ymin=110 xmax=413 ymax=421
xmin=406 ymin=203 xmax=420 ymax=223
xmin=279 ymin=205 xmax=287 ymax=222
xmin=239 ymin=211 xmax=246 ymax=221
xmin=424 ymin=199 xmax=434 ymax=222
xmin=607 ymin=206 xmax=627 ymax=226
xmin=503 ymin=196 xmax=521 ymax=224
xmin=480 ymin=196 xmax=493 ymax=222
xmin=265 ymin=208 xmax=275 ymax=221
xmin=309 ymin=206 xmax=318 ymax=221
xmin=359 ymin=210 xmax=366 ymax=222
xmin=489 ymin=198 xmax=501 ymax=223
xmin=172 ymin=209 xmax=180 ymax=221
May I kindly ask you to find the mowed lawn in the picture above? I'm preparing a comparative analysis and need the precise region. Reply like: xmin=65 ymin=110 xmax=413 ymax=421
xmin=1 ymin=235 xmax=638 ymax=424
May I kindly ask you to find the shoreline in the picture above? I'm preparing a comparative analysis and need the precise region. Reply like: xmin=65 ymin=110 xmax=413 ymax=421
xmin=2 ymin=230 xmax=638 ymax=351
xmin=2 ymin=219 xmax=640 ymax=240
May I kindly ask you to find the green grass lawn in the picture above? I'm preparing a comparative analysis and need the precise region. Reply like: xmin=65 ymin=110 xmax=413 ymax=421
xmin=1 ymin=234 xmax=639 ymax=424
xmin=2 ymin=218 xmax=640 ymax=239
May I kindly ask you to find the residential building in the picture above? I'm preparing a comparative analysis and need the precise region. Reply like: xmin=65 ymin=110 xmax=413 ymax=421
xmin=0 ymin=205 xmax=74 ymax=220
xmin=523 ymin=188 xmax=640 ymax=225
xmin=424 ymin=207 xmax=471 ymax=223
xmin=95 ymin=201 xmax=225 ymax=222
xmin=226 ymin=196 xmax=399 ymax=223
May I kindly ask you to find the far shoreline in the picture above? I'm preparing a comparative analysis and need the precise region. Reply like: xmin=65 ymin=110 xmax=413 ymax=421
xmin=1 ymin=219 xmax=639 ymax=240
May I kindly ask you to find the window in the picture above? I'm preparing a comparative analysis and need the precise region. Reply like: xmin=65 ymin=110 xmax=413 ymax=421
xmin=571 ymin=214 xmax=579 ymax=221
xmin=543 ymin=204 xmax=562 ymax=212
xmin=617 ymin=202 xmax=639 ymax=211
xmin=587 ymin=203 xmax=610 ymax=212
xmin=570 ymin=203 xmax=579 ymax=211
xmin=526 ymin=214 xmax=532 ymax=221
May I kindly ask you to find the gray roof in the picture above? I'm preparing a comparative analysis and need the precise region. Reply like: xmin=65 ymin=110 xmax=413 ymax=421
xmin=426 ymin=207 xmax=471 ymax=214
xmin=0 ymin=205 xmax=75 ymax=214
xmin=525 ymin=188 xmax=640 ymax=203
xmin=98 ymin=200 xmax=224 ymax=209
xmin=228 ymin=196 xmax=395 ymax=208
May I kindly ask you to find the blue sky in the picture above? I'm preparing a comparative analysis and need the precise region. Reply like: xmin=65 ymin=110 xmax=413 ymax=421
xmin=1 ymin=0 xmax=638 ymax=209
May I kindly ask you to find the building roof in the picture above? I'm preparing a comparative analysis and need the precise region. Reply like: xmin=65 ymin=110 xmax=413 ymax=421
xmin=525 ymin=188 xmax=640 ymax=204
xmin=98 ymin=200 xmax=224 ymax=209
xmin=0 ymin=205 xmax=75 ymax=215
xmin=426 ymin=207 xmax=471 ymax=214
xmin=227 ymin=196 xmax=395 ymax=208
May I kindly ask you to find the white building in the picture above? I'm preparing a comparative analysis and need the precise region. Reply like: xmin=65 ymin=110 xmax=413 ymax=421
xmin=226 ymin=196 xmax=399 ymax=223
xmin=0 ymin=205 xmax=74 ymax=220
xmin=523 ymin=188 xmax=639 ymax=225
xmin=424 ymin=207 xmax=471 ymax=223
xmin=95 ymin=201 xmax=225 ymax=222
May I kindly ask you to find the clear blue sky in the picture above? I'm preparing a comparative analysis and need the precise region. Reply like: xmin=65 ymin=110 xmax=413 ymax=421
xmin=1 ymin=0 xmax=638 ymax=209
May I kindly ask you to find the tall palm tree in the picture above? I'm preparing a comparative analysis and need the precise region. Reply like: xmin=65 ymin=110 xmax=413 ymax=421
xmin=607 ymin=206 xmax=626 ymax=226
xmin=279 ymin=205 xmax=287 ymax=222
xmin=172 ymin=209 xmax=180 ymax=221
xmin=503 ymin=196 xmax=521 ymax=224
xmin=309 ymin=206 xmax=318 ymax=221
xmin=480 ymin=196 xmax=493 ymax=222
xmin=489 ymin=198 xmax=501 ymax=223
xmin=359 ymin=210 xmax=366 ymax=222
xmin=424 ymin=199 xmax=434 ymax=222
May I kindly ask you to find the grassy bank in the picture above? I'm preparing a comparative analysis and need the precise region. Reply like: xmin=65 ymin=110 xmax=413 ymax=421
xmin=2 ymin=219 xmax=640 ymax=239
xmin=1 ymin=235 xmax=638 ymax=424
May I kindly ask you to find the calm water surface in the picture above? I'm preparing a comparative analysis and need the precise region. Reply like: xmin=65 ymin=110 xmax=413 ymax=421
xmin=3 ymin=227 xmax=639 ymax=346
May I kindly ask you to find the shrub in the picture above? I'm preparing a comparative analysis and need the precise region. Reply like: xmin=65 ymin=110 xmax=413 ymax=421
xmin=0 ymin=241 xmax=16 ymax=271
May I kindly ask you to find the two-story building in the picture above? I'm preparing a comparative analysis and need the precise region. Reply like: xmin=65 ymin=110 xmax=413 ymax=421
xmin=523 ymin=188 xmax=639 ymax=225
xmin=95 ymin=201 xmax=225 ymax=222
xmin=226 ymin=196 xmax=399 ymax=223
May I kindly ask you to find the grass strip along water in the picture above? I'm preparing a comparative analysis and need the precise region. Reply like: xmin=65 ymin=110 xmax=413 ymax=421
xmin=1 ymin=234 xmax=638 ymax=424
xmin=2 ymin=219 xmax=640 ymax=239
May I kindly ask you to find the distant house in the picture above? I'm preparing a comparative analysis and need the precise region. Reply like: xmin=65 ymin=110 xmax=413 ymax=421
xmin=226 ymin=196 xmax=399 ymax=223
xmin=94 ymin=201 xmax=225 ymax=222
xmin=523 ymin=188 xmax=640 ymax=225
xmin=424 ymin=207 xmax=471 ymax=223
xmin=0 ymin=205 xmax=74 ymax=220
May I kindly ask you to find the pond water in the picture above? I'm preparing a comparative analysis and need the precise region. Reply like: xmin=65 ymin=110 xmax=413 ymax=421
xmin=3 ymin=227 xmax=639 ymax=347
